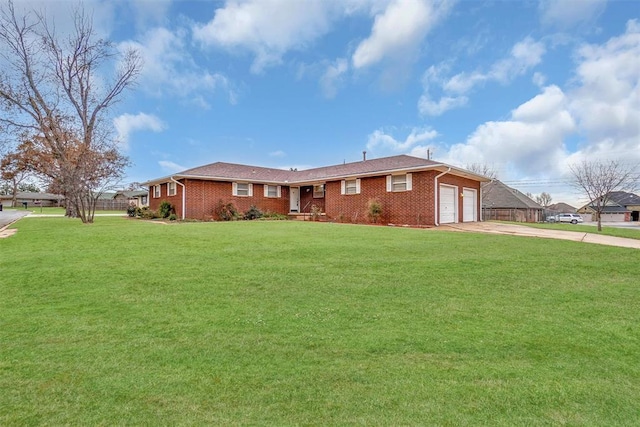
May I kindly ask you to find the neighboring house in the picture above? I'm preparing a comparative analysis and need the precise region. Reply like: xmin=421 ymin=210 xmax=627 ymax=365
xmin=547 ymin=202 xmax=577 ymax=214
xmin=143 ymin=155 xmax=491 ymax=226
xmin=114 ymin=190 xmax=148 ymax=207
xmin=577 ymin=191 xmax=640 ymax=222
xmin=481 ymin=180 xmax=544 ymax=223
xmin=0 ymin=192 xmax=64 ymax=208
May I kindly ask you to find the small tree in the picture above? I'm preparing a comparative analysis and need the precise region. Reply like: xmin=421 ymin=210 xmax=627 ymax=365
xmin=570 ymin=160 xmax=637 ymax=231
xmin=0 ymin=149 xmax=29 ymax=207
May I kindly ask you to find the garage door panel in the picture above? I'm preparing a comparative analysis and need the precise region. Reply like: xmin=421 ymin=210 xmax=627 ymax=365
xmin=440 ymin=185 xmax=456 ymax=224
xmin=463 ymin=188 xmax=477 ymax=222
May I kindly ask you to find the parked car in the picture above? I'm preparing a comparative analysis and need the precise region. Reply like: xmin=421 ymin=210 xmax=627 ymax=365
xmin=546 ymin=215 xmax=557 ymax=222
xmin=556 ymin=213 xmax=583 ymax=224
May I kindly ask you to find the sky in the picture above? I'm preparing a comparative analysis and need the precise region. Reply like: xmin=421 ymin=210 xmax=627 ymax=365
xmin=10 ymin=0 xmax=640 ymax=206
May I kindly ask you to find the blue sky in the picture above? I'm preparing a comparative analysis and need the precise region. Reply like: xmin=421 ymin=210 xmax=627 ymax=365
xmin=15 ymin=0 xmax=640 ymax=206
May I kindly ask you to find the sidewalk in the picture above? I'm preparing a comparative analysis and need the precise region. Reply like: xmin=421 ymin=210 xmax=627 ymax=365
xmin=444 ymin=222 xmax=640 ymax=249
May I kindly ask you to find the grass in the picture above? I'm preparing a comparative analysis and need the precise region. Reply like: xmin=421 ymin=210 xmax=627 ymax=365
xmin=3 ymin=206 xmax=126 ymax=215
xmin=516 ymin=221 xmax=640 ymax=240
xmin=1 ymin=218 xmax=639 ymax=425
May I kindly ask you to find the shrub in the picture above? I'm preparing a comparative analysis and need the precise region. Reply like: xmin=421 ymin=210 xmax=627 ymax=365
xmin=310 ymin=204 xmax=322 ymax=221
xmin=126 ymin=205 xmax=137 ymax=217
xmin=168 ymin=213 xmax=177 ymax=221
xmin=367 ymin=199 xmax=382 ymax=223
xmin=138 ymin=206 xmax=160 ymax=219
xmin=244 ymin=205 xmax=263 ymax=220
xmin=262 ymin=212 xmax=289 ymax=220
xmin=215 ymin=200 xmax=240 ymax=221
xmin=158 ymin=201 xmax=174 ymax=219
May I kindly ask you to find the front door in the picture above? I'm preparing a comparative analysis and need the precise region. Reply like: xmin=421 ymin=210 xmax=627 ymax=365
xmin=290 ymin=187 xmax=300 ymax=212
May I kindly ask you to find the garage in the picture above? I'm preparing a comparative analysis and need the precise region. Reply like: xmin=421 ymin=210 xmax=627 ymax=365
xmin=439 ymin=185 xmax=457 ymax=224
xmin=462 ymin=188 xmax=477 ymax=222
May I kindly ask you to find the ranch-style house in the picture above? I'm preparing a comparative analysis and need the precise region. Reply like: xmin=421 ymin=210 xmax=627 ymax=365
xmin=144 ymin=154 xmax=491 ymax=226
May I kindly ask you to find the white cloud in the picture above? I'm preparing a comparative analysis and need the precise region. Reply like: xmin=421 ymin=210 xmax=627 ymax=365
xmin=193 ymin=0 xmax=334 ymax=73
xmin=352 ymin=0 xmax=451 ymax=69
xmin=114 ymin=112 xmax=166 ymax=150
xmin=269 ymin=150 xmax=286 ymax=158
xmin=539 ymin=0 xmax=607 ymax=29
xmin=440 ymin=20 xmax=640 ymax=189
xmin=119 ymin=27 xmax=236 ymax=107
xmin=159 ymin=160 xmax=186 ymax=173
xmin=565 ymin=19 xmax=640 ymax=162
xmin=419 ymin=37 xmax=546 ymax=116
xmin=418 ymin=94 xmax=468 ymax=116
xmin=320 ymin=58 xmax=349 ymax=98
xmin=366 ymin=127 xmax=438 ymax=154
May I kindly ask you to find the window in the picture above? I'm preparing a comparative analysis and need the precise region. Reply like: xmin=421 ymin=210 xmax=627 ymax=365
xmin=141 ymin=195 xmax=148 ymax=205
xmin=153 ymin=185 xmax=161 ymax=198
xmin=341 ymin=179 xmax=361 ymax=195
xmin=233 ymin=182 xmax=253 ymax=196
xmin=386 ymin=173 xmax=412 ymax=192
xmin=167 ymin=182 xmax=177 ymax=196
xmin=264 ymin=185 xmax=281 ymax=198
xmin=313 ymin=184 xmax=325 ymax=198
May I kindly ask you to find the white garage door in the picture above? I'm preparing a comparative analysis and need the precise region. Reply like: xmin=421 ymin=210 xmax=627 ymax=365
xmin=600 ymin=213 xmax=624 ymax=222
xmin=439 ymin=185 xmax=456 ymax=224
xmin=463 ymin=188 xmax=477 ymax=222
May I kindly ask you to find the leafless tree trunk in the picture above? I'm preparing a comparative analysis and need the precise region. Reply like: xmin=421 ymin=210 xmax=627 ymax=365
xmin=0 ymin=0 xmax=140 ymax=223
xmin=569 ymin=160 xmax=637 ymax=231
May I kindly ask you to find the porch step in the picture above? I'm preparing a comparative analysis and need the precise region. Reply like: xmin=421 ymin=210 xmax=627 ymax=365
xmin=288 ymin=213 xmax=328 ymax=221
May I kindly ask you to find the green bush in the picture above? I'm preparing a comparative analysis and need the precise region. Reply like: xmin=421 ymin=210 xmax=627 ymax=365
xmin=126 ymin=205 xmax=137 ymax=217
xmin=158 ymin=201 xmax=174 ymax=219
xmin=243 ymin=205 xmax=263 ymax=220
xmin=168 ymin=213 xmax=177 ymax=221
xmin=215 ymin=200 xmax=240 ymax=221
xmin=367 ymin=199 xmax=382 ymax=223
xmin=137 ymin=206 xmax=160 ymax=219
xmin=262 ymin=212 xmax=289 ymax=220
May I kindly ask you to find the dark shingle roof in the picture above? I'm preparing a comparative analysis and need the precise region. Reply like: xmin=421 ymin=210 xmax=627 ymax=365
xmin=145 ymin=155 xmax=490 ymax=185
xmin=482 ymin=180 xmax=543 ymax=209
xmin=608 ymin=191 xmax=640 ymax=207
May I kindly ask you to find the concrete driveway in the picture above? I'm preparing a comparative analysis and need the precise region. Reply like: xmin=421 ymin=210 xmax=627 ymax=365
xmin=443 ymin=222 xmax=640 ymax=249
xmin=0 ymin=209 xmax=30 ymax=238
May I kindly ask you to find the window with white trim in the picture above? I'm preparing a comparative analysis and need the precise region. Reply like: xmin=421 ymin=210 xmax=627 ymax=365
xmin=153 ymin=185 xmax=161 ymax=198
xmin=313 ymin=184 xmax=325 ymax=198
xmin=233 ymin=182 xmax=253 ymax=196
xmin=264 ymin=185 xmax=281 ymax=198
xmin=386 ymin=173 xmax=412 ymax=192
xmin=341 ymin=179 xmax=361 ymax=195
xmin=167 ymin=182 xmax=177 ymax=196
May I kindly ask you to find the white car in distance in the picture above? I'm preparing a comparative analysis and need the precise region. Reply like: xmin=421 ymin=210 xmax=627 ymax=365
xmin=555 ymin=213 xmax=584 ymax=224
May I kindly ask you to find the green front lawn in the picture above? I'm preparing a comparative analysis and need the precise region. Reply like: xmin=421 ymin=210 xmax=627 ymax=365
xmin=1 ymin=218 xmax=638 ymax=425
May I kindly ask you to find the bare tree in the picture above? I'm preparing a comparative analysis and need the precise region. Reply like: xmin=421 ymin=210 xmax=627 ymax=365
xmin=0 ymin=1 xmax=140 ymax=222
xmin=536 ymin=192 xmax=552 ymax=207
xmin=570 ymin=159 xmax=637 ymax=231
xmin=466 ymin=163 xmax=498 ymax=180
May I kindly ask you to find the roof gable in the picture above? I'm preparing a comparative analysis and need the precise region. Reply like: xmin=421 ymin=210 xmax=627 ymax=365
xmin=482 ymin=180 xmax=543 ymax=209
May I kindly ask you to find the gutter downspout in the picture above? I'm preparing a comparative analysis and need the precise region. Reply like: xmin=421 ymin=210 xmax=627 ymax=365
xmin=434 ymin=167 xmax=451 ymax=227
xmin=171 ymin=177 xmax=186 ymax=220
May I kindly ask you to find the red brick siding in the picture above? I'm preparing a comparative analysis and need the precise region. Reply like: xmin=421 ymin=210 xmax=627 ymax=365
xmin=299 ymin=185 xmax=326 ymax=213
xmin=148 ymin=172 xmax=482 ymax=225
xmin=150 ymin=180 xmax=290 ymax=220
xmin=323 ymin=171 xmax=481 ymax=226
